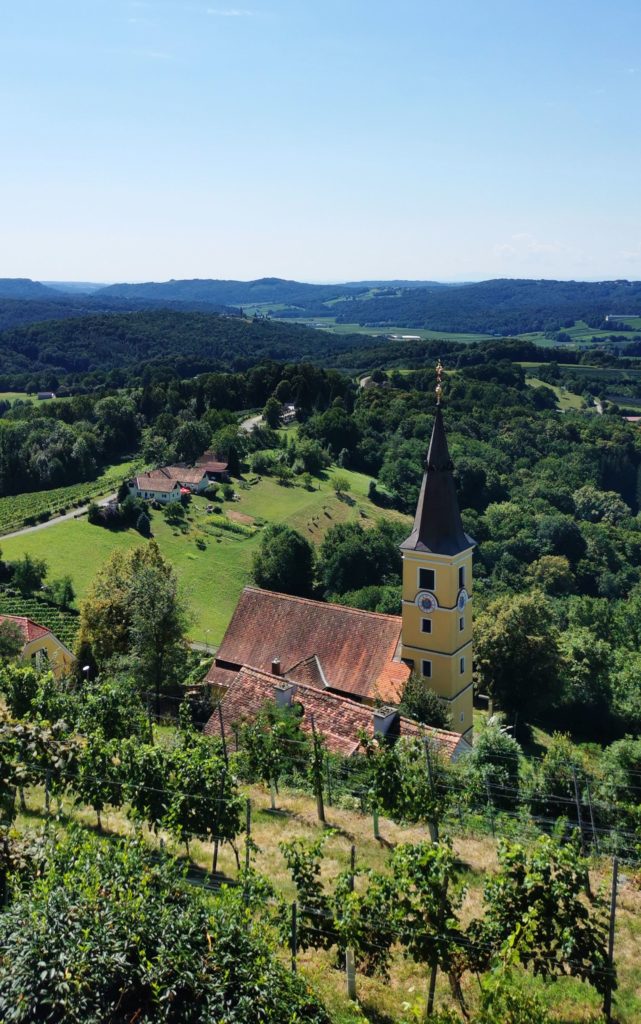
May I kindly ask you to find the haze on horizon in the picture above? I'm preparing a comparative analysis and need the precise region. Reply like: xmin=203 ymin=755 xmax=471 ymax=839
xmin=2 ymin=0 xmax=640 ymax=284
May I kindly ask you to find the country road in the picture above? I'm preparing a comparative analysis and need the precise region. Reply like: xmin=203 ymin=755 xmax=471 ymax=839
xmin=0 ymin=493 xmax=116 ymax=540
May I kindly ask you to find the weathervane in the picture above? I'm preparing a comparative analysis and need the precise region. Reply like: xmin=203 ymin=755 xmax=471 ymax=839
xmin=435 ymin=360 xmax=444 ymax=405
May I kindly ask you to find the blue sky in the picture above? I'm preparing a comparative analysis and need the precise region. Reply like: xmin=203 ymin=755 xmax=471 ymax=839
xmin=1 ymin=0 xmax=640 ymax=282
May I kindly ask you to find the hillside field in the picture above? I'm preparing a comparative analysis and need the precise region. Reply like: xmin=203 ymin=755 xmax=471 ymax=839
xmin=0 ymin=468 xmax=410 ymax=645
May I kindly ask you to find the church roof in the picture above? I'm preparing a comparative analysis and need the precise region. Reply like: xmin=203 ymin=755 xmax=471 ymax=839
xmin=400 ymin=406 xmax=475 ymax=556
xmin=204 ymin=665 xmax=470 ymax=761
xmin=209 ymin=586 xmax=410 ymax=703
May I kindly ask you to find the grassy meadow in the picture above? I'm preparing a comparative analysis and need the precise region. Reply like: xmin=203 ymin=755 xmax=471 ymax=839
xmin=0 ymin=467 xmax=410 ymax=645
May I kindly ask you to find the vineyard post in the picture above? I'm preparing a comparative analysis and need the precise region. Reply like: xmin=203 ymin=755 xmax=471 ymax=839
xmin=423 ymin=738 xmax=439 ymax=843
xmin=310 ymin=715 xmax=325 ymax=824
xmin=211 ymin=768 xmax=226 ymax=874
xmin=484 ymin=774 xmax=495 ymax=837
xmin=217 ymin=703 xmax=228 ymax=766
xmin=345 ymin=843 xmax=357 ymax=999
xmin=603 ymin=856 xmax=619 ymax=1023
xmin=290 ymin=901 xmax=298 ymax=973
xmin=586 ymin=776 xmax=599 ymax=854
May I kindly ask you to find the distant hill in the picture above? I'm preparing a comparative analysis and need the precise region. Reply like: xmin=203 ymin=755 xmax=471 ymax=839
xmin=96 ymin=277 xmax=371 ymax=307
xmin=310 ymin=278 xmax=641 ymax=334
xmin=42 ymin=281 xmax=106 ymax=294
xmin=0 ymin=278 xmax=60 ymax=300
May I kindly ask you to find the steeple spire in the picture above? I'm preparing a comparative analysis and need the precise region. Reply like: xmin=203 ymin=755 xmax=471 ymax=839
xmin=400 ymin=365 xmax=475 ymax=556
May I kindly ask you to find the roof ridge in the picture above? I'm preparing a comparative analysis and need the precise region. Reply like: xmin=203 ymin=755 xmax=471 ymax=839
xmin=242 ymin=586 xmax=402 ymax=625
xmin=237 ymin=663 xmax=461 ymax=740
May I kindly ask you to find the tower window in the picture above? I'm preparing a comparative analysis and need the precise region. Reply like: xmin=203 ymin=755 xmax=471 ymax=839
xmin=458 ymin=566 xmax=465 ymax=589
xmin=421 ymin=618 xmax=432 ymax=634
xmin=422 ymin=659 xmax=432 ymax=679
xmin=419 ymin=568 xmax=435 ymax=591
xmin=460 ymin=712 xmax=465 ymax=723
xmin=460 ymin=657 xmax=465 ymax=674
xmin=459 ymin=616 xmax=465 ymax=631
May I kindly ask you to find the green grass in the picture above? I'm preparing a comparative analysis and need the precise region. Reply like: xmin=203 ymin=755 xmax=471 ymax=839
xmin=0 ymin=468 xmax=410 ymax=645
xmin=526 ymin=378 xmax=586 ymax=411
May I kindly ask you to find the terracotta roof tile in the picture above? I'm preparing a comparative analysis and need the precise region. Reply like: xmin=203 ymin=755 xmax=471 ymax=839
xmin=0 ymin=615 xmax=50 ymax=644
xmin=203 ymin=666 xmax=468 ymax=761
xmin=214 ymin=587 xmax=410 ymax=703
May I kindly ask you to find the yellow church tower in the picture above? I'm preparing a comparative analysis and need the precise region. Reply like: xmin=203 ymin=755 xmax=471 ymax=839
xmin=399 ymin=364 xmax=476 ymax=741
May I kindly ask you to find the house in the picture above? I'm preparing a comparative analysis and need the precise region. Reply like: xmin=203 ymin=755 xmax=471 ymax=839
xmin=128 ymin=471 xmax=183 ymax=503
xmin=0 ymin=615 xmax=76 ymax=678
xmin=204 ymin=664 xmax=470 ymax=761
xmin=204 ymin=385 xmax=476 ymax=742
xmin=195 ymin=451 xmax=230 ymax=482
xmin=128 ymin=465 xmax=209 ymax=502
xmin=280 ymin=403 xmax=297 ymax=424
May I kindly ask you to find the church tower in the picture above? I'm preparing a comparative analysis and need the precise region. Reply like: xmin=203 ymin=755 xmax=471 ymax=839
xmin=399 ymin=365 xmax=476 ymax=741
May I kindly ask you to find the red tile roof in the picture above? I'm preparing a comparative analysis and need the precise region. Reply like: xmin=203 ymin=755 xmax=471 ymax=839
xmin=201 ymin=462 xmax=229 ymax=474
xmin=212 ymin=587 xmax=410 ymax=703
xmin=0 ymin=615 xmax=51 ymax=644
xmin=203 ymin=666 xmax=468 ymax=761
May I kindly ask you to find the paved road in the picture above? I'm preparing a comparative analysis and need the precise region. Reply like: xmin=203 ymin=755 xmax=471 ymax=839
xmin=593 ymin=397 xmax=604 ymax=415
xmin=240 ymin=413 xmax=262 ymax=433
xmin=1 ymin=493 xmax=116 ymax=541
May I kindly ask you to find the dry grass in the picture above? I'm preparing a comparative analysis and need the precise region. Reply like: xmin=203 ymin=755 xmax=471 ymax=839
xmin=13 ymin=780 xmax=641 ymax=1023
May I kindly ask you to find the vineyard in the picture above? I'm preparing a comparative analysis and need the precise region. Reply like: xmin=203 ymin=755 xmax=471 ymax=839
xmin=0 ymin=460 xmax=141 ymax=536
xmin=0 ymin=593 xmax=79 ymax=647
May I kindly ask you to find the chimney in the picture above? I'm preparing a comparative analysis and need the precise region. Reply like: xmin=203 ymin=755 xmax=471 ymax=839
xmin=274 ymin=681 xmax=295 ymax=708
xmin=373 ymin=706 xmax=400 ymax=739
xmin=271 ymin=657 xmax=281 ymax=676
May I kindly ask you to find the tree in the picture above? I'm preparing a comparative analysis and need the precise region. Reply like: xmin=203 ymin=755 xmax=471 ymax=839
xmin=319 ymin=520 xmax=403 ymax=597
xmin=0 ymin=663 xmax=40 ymax=719
xmin=466 ymin=718 xmax=522 ymax=810
xmin=241 ymin=701 xmax=309 ymax=809
xmin=399 ymin=673 xmax=452 ymax=729
xmin=78 ymin=542 xmax=189 ymax=716
xmin=466 ymin=833 xmax=612 ymax=998
xmin=526 ymin=555 xmax=573 ymax=595
xmin=0 ymin=831 xmax=331 ymax=1024
xmin=48 ymin=575 xmax=76 ymax=609
xmin=251 ymin=524 xmax=315 ymax=597
xmin=556 ymin=626 xmax=613 ymax=736
xmin=163 ymin=737 xmax=243 ymax=858
xmin=331 ymin=473 xmax=350 ymax=496
xmin=0 ymin=620 xmax=24 ymax=661
xmin=475 ymin=591 xmax=561 ymax=727
xmin=136 ymin=510 xmax=151 ymax=537
xmin=11 ymin=553 xmax=47 ymax=596
xmin=263 ymin=396 xmax=281 ymax=429
xmin=74 ymin=733 xmax=123 ymax=831
xmin=76 ymin=669 xmax=151 ymax=742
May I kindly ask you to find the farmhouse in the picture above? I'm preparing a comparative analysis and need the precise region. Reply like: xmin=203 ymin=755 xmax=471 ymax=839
xmin=128 ymin=465 xmax=210 ymax=502
xmin=195 ymin=452 xmax=230 ymax=481
xmin=205 ymin=378 xmax=476 ymax=753
xmin=0 ymin=615 xmax=76 ymax=678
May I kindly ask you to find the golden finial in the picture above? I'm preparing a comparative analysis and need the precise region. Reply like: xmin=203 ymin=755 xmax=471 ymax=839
xmin=435 ymin=360 xmax=444 ymax=405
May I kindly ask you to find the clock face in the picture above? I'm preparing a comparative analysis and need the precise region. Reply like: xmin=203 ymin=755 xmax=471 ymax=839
xmin=457 ymin=589 xmax=469 ymax=612
xmin=416 ymin=591 xmax=437 ymax=614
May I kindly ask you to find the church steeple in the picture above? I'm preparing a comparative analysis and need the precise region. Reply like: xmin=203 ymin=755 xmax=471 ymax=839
xmin=400 ymin=405 xmax=475 ymax=556
xmin=399 ymin=363 xmax=475 ymax=741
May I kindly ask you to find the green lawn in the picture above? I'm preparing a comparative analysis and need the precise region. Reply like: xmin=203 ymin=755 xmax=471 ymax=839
xmin=526 ymin=377 xmax=585 ymax=411
xmin=1 ymin=468 xmax=410 ymax=645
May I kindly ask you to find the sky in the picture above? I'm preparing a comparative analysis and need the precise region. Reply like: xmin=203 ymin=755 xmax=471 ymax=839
xmin=1 ymin=0 xmax=640 ymax=283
